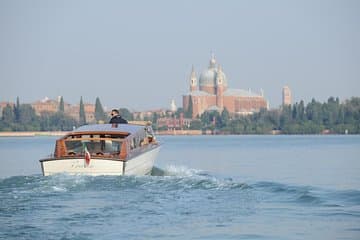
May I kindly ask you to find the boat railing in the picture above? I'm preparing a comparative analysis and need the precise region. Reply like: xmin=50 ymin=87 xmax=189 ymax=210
xmin=128 ymin=121 xmax=152 ymax=126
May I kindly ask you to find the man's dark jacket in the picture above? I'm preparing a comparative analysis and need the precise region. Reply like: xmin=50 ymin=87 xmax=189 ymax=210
xmin=109 ymin=115 xmax=128 ymax=124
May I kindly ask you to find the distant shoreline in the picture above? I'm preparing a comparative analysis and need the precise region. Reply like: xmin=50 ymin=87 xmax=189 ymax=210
xmin=0 ymin=130 xmax=355 ymax=137
xmin=0 ymin=131 xmax=69 ymax=137
xmin=156 ymin=130 xmax=203 ymax=135
xmin=0 ymin=130 xmax=202 ymax=137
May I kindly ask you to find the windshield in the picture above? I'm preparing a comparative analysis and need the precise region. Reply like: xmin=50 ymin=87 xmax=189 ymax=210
xmin=65 ymin=139 xmax=122 ymax=156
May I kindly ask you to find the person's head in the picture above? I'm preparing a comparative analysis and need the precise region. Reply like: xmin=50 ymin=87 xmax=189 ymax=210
xmin=111 ymin=109 xmax=119 ymax=117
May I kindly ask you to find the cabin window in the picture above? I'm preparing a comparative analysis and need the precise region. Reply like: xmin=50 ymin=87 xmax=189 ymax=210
xmin=65 ymin=139 xmax=122 ymax=156
xmin=104 ymin=140 xmax=121 ymax=153
xmin=65 ymin=141 xmax=83 ymax=154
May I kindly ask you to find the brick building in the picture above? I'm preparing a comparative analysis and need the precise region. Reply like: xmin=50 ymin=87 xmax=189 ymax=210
xmin=157 ymin=113 xmax=192 ymax=130
xmin=31 ymin=97 xmax=96 ymax=123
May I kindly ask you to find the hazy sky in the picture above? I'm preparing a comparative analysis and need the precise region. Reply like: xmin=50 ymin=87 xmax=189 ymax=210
xmin=0 ymin=0 xmax=359 ymax=111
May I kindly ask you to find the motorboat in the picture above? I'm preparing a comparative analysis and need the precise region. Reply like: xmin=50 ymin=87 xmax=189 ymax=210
xmin=39 ymin=122 xmax=160 ymax=176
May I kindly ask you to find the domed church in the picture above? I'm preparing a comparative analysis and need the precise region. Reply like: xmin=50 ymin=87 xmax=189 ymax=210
xmin=183 ymin=55 xmax=268 ymax=118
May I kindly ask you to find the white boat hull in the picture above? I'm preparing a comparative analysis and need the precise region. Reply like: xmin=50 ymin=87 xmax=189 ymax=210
xmin=40 ymin=146 xmax=160 ymax=176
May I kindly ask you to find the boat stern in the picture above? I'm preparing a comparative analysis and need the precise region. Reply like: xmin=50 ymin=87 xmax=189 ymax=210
xmin=39 ymin=158 xmax=125 ymax=176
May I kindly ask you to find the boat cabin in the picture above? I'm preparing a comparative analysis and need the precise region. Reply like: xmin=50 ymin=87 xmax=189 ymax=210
xmin=54 ymin=123 xmax=157 ymax=161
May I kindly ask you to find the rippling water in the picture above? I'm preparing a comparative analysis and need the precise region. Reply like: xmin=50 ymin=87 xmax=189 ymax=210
xmin=0 ymin=135 xmax=360 ymax=239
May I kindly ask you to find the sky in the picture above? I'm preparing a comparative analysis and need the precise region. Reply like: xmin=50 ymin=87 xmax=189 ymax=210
xmin=0 ymin=0 xmax=359 ymax=111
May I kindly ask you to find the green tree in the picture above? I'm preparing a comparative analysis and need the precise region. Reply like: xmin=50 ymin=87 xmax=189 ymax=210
xmin=2 ymin=104 xmax=15 ymax=123
xmin=280 ymin=105 xmax=292 ymax=129
xmin=200 ymin=111 xmax=211 ymax=126
xmin=39 ymin=112 xmax=51 ymax=131
xmin=49 ymin=112 xmax=77 ymax=131
xmin=200 ymin=110 xmax=221 ymax=130
xmin=79 ymin=96 xmax=86 ymax=125
xmin=220 ymin=107 xmax=230 ymax=128
xmin=16 ymin=104 xmax=40 ymax=131
xmin=326 ymin=96 xmax=341 ymax=128
xmin=228 ymin=118 xmax=249 ymax=134
xmin=58 ymin=96 xmax=65 ymax=113
xmin=265 ymin=109 xmax=280 ymax=128
xmin=292 ymin=103 xmax=297 ymax=120
xmin=343 ymin=97 xmax=360 ymax=133
xmin=95 ymin=97 xmax=106 ymax=123
xmin=337 ymin=105 xmax=345 ymax=124
xmin=152 ymin=113 xmax=159 ymax=130
xmin=185 ymin=95 xmax=193 ymax=118
xmin=189 ymin=119 xmax=201 ymax=130
xmin=119 ymin=108 xmax=133 ymax=121
xmin=306 ymin=99 xmax=322 ymax=124
xmin=19 ymin=104 xmax=37 ymax=124
xmin=14 ymin=96 xmax=20 ymax=122
xmin=175 ymin=107 xmax=184 ymax=118
xmin=250 ymin=108 xmax=278 ymax=133
xmin=39 ymin=112 xmax=77 ymax=131
xmin=297 ymin=100 xmax=305 ymax=121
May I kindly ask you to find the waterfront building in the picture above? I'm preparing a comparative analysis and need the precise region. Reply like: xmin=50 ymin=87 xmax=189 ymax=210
xmin=31 ymin=97 xmax=96 ymax=123
xmin=0 ymin=102 xmax=15 ymax=109
xmin=132 ymin=109 xmax=167 ymax=121
xmin=183 ymin=55 xmax=268 ymax=118
xmin=66 ymin=103 xmax=95 ymax=123
xmin=31 ymin=97 xmax=59 ymax=114
xmin=156 ymin=113 xmax=192 ymax=130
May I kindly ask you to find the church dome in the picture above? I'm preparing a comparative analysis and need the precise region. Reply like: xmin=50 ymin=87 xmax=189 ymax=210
xmin=199 ymin=66 xmax=228 ymax=87
xmin=199 ymin=68 xmax=217 ymax=86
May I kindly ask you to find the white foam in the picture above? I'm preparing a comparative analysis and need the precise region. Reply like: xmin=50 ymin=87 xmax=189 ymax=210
xmin=51 ymin=186 xmax=67 ymax=192
xmin=159 ymin=165 xmax=246 ymax=190
xmin=163 ymin=165 xmax=204 ymax=177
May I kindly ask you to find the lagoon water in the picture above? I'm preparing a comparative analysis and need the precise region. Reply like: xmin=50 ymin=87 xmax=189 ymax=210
xmin=0 ymin=135 xmax=359 ymax=239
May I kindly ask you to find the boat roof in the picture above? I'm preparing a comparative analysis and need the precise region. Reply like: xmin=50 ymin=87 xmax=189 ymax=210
xmin=72 ymin=124 xmax=146 ymax=135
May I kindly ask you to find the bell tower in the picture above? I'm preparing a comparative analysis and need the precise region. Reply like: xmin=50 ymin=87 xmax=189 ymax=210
xmin=190 ymin=65 xmax=197 ymax=92
xmin=282 ymin=86 xmax=292 ymax=106
xmin=216 ymin=65 xmax=224 ymax=109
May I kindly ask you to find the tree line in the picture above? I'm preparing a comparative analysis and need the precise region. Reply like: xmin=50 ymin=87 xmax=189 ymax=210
xmin=0 ymin=97 xmax=133 ymax=131
xmin=1 ymin=96 xmax=359 ymax=134
xmin=175 ymin=97 xmax=360 ymax=134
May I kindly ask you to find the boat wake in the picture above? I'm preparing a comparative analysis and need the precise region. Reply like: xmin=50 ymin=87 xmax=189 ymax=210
xmin=151 ymin=165 xmax=213 ymax=178
xmin=149 ymin=165 xmax=249 ymax=191
xmin=1 ymin=165 xmax=359 ymax=210
xmin=0 ymin=165 xmax=245 ymax=193
xmin=1 ymin=165 xmax=360 ymax=240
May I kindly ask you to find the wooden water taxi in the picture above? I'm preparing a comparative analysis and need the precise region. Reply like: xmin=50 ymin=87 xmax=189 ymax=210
xmin=39 ymin=122 xmax=160 ymax=176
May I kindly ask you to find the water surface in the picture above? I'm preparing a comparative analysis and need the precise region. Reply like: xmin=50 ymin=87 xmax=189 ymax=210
xmin=0 ymin=135 xmax=359 ymax=239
